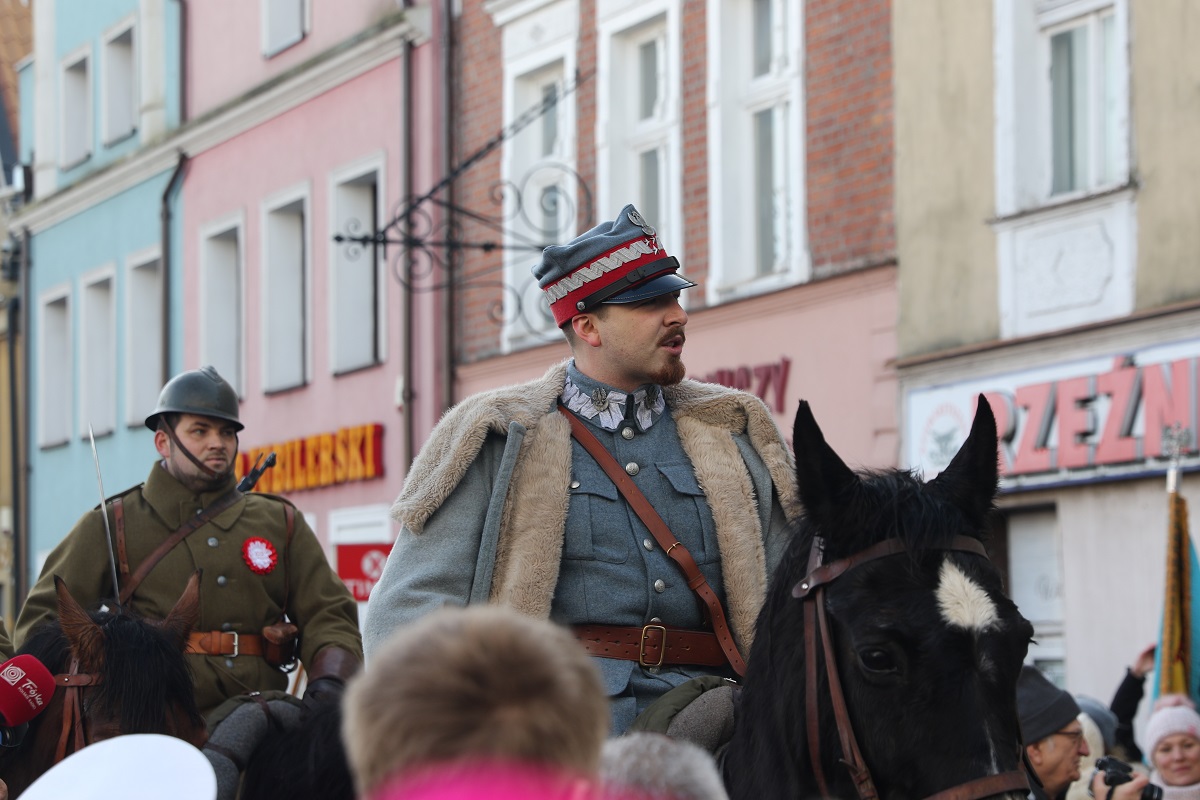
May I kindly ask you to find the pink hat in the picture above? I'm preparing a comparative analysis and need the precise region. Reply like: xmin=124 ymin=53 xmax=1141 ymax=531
xmin=1144 ymin=703 xmax=1200 ymax=755
xmin=370 ymin=761 xmax=644 ymax=800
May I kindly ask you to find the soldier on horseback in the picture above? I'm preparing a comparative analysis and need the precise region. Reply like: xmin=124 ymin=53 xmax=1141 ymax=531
xmin=14 ymin=366 xmax=362 ymax=719
xmin=363 ymin=204 xmax=799 ymax=736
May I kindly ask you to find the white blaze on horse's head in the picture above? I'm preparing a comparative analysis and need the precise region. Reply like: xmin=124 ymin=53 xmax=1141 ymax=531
xmin=936 ymin=560 xmax=999 ymax=631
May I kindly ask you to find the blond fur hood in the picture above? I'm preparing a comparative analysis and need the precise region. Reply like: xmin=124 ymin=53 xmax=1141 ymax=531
xmin=391 ymin=361 xmax=799 ymax=650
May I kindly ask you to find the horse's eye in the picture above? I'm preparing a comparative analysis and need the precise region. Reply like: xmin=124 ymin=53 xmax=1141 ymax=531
xmin=858 ymin=647 xmax=897 ymax=674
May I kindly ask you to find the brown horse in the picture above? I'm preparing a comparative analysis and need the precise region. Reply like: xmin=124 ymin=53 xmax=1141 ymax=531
xmin=0 ymin=574 xmax=206 ymax=798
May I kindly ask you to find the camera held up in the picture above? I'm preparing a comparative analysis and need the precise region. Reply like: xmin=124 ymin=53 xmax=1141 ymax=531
xmin=1093 ymin=757 xmax=1163 ymax=800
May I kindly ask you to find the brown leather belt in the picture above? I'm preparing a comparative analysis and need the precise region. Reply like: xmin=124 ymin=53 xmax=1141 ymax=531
xmin=573 ymin=624 xmax=728 ymax=668
xmin=186 ymin=631 xmax=265 ymax=658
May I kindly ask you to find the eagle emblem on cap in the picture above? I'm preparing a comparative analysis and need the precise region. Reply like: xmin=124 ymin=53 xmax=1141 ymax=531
xmin=626 ymin=208 xmax=657 ymax=238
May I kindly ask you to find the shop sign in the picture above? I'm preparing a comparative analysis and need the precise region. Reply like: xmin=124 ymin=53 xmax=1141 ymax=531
xmin=697 ymin=357 xmax=791 ymax=413
xmin=337 ymin=542 xmax=393 ymax=602
xmin=236 ymin=423 xmax=384 ymax=493
xmin=906 ymin=338 xmax=1200 ymax=488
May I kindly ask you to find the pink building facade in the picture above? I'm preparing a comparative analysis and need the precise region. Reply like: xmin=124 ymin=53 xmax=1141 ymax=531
xmin=178 ymin=3 xmax=443 ymax=606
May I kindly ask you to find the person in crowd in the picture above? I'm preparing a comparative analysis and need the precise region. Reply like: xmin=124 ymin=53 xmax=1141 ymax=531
xmin=599 ymin=732 xmax=728 ymax=800
xmin=1067 ymin=697 xmax=1122 ymax=800
xmin=1144 ymin=699 xmax=1200 ymax=800
xmin=1110 ymin=644 xmax=1158 ymax=762
xmin=342 ymin=605 xmax=610 ymax=799
xmin=363 ymin=204 xmax=798 ymax=735
xmin=1018 ymin=665 xmax=1150 ymax=800
xmin=15 ymin=366 xmax=362 ymax=718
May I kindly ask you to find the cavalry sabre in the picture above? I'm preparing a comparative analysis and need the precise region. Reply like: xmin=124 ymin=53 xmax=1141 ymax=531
xmin=87 ymin=424 xmax=122 ymax=603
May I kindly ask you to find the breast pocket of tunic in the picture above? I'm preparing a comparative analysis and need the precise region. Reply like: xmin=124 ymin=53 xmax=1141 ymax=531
xmin=564 ymin=463 xmax=630 ymax=564
xmin=655 ymin=462 xmax=720 ymax=564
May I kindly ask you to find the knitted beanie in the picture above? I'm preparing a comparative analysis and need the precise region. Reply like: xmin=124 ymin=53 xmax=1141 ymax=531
xmin=1018 ymin=665 xmax=1081 ymax=743
xmin=1145 ymin=704 xmax=1200 ymax=755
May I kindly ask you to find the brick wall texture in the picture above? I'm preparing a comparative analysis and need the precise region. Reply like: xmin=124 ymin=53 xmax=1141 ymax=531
xmin=452 ymin=0 xmax=894 ymax=363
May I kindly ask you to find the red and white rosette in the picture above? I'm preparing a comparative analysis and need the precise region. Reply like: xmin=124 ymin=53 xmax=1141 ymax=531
xmin=241 ymin=537 xmax=277 ymax=575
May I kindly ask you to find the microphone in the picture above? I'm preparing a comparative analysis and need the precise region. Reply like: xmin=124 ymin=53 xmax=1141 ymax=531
xmin=0 ymin=654 xmax=56 ymax=746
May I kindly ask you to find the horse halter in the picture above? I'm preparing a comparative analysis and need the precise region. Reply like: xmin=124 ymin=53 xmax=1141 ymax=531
xmin=791 ymin=535 xmax=1031 ymax=800
xmin=53 ymin=657 xmax=103 ymax=765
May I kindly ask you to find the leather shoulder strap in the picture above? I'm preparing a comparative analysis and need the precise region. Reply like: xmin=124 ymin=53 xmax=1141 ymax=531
xmin=558 ymin=404 xmax=747 ymax=676
xmin=280 ymin=503 xmax=295 ymax=618
xmin=119 ymin=487 xmax=244 ymax=605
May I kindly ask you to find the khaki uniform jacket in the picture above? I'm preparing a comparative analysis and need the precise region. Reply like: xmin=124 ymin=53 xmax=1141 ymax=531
xmin=15 ymin=462 xmax=362 ymax=717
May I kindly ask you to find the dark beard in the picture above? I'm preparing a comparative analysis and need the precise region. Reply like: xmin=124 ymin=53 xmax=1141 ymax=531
xmin=652 ymin=356 xmax=686 ymax=386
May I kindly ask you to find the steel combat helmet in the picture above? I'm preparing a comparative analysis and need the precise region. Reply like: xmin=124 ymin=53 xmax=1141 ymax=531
xmin=144 ymin=366 xmax=243 ymax=432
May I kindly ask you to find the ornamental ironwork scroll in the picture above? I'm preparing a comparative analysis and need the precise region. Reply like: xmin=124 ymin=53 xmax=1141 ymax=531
xmin=334 ymin=70 xmax=594 ymax=341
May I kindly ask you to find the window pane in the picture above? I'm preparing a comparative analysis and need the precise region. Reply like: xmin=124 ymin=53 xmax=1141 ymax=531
xmin=541 ymin=82 xmax=558 ymax=158
xmin=639 ymin=39 xmax=658 ymax=120
xmin=540 ymin=185 xmax=560 ymax=241
xmin=753 ymin=0 xmax=772 ymax=77
xmin=754 ymin=108 xmax=776 ymax=276
xmin=639 ymin=148 xmax=660 ymax=226
xmin=1050 ymin=27 xmax=1088 ymax=194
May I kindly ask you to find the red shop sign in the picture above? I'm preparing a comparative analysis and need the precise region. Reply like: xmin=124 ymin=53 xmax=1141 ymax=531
xmin=337 ymin=542 xmax=393 ymax=602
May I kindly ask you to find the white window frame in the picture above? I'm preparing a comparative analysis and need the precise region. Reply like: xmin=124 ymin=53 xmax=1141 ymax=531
xmin=260 ymin=184 xmax=311 ymax=393
xmin=328 ymin=153 xmax=388 ymax=375
xmin=199 ymin=213 xmax=246 ymax=397
xmin=59 ymin=44 xmax=93 ymax=169
xmin=100 ymin=16 xmax=137 ymax=146
xmin=38 ymin=284 xmax=73 ymax=448
xmin=124 ymin=246 xmax=163 ymax=427
xmin=597 ymin=1 xmax=682 ymax=256
xmin=502 ymin=52 xmax=577 ymax=350
xmin=78 ymin=264 xmax=118 ymax=438
xmin=489 ymin=0 xmax=581 ymax=352
xmin=261 ymin=0 xmax=309 ymax=57
xmin=994 ymin=0 xmax=1129 ymax=217
xmin=706 ymin=0 xmax=807 ymax=303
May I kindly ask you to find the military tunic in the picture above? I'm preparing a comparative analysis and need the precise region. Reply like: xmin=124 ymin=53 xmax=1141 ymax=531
xmin=15 ymin=462 xmax=362 ymax=717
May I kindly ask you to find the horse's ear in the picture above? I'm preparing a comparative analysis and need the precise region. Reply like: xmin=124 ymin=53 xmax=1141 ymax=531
xmin=928 ymin=394 xmax=999 ymax=528
xmin=157 ymin=570 xmax=202 ymax=650
xmin=54 ymin=575 xmax=105 ymax=667
xmin=792 ymin=400 xmax=859 ymax=527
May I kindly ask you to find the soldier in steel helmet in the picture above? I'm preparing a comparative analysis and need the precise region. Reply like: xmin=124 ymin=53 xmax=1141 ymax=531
xmin=15 ymin=366 xmax=362 ymax=719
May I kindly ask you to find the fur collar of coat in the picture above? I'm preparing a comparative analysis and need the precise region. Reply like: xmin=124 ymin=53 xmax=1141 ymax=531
xmin=391 ymin=360 xmax=800 ymax=650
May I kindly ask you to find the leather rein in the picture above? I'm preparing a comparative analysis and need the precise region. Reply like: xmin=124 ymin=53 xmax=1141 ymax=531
xmin=52 ymin=658 xmax=103 ymax=765
xmin=790 ymin=535 xmax=1030 ymax=800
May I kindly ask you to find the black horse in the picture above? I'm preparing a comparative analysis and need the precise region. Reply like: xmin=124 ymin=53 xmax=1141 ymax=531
xmin=0 ymin=575 xmax=206 ymax=798
xmin=722 ymin=396 xmax=1034 ymax=800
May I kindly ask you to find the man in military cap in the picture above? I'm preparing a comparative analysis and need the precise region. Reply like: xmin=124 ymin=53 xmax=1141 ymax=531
xmin=365 ymin=205 xmax=798 ymax=735
xmin=16 ymin=366 xmax=362 ymax=718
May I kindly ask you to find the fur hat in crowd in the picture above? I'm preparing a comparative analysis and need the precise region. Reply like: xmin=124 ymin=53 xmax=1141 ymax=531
xmin=1144 ymin=703 xmax=1200 ymax=756
xmin=1017 ymin=665 xmax=1082 ymax=743
xmin=1075 ymin=694 xmax=1118 ymax=751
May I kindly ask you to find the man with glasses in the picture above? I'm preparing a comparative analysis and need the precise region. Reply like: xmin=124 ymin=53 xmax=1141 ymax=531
xmin=1019 ymin=665 xmax=1091 ymax=800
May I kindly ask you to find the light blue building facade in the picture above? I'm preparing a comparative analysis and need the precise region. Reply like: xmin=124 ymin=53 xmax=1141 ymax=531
xmin=15 ymin=0 xmax=184 ymax=578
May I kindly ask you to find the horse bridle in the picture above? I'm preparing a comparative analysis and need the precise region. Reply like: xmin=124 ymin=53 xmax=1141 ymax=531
xmin=791 ymin=535 xmax=1031 ymax=800
xmin=52 ymin=658 xmax=103 ymax=764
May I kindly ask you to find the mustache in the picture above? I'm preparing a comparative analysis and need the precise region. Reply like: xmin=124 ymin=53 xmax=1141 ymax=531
xmin=659 ymin=327 xmax=686 ymax=347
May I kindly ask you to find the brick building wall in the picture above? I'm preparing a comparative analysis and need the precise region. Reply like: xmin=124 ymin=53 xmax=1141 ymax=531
xmin=452 ymin=0 xmax=895 ymax=364
xmin=806 ymin=0 xmax=895 ymax=278
xmin=450 ymin=0 xmax=505 ymax=364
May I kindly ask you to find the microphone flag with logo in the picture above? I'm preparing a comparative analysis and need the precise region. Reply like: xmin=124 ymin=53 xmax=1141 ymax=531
xmin=0 ymin=653 xmax=56 ymax=726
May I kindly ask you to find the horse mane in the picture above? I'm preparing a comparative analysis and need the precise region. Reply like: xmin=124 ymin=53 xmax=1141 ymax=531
xmin=17 ymin=605 xmax=204 ymax=737
xmin=240 ymin=701 xmax=354 ymax=800
xmin=808 ymin=467 xmax=996 ymax=564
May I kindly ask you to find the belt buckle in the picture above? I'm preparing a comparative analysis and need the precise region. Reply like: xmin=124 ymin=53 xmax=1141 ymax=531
xmin=639 ymin=624 xmax=666 ymax=669
xmin=227 ymin=632 xmax=240 ymax=658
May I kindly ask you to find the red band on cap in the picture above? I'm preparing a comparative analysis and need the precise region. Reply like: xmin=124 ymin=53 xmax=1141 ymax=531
xmin=545 ymin=237 xmax=672 ymax=326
